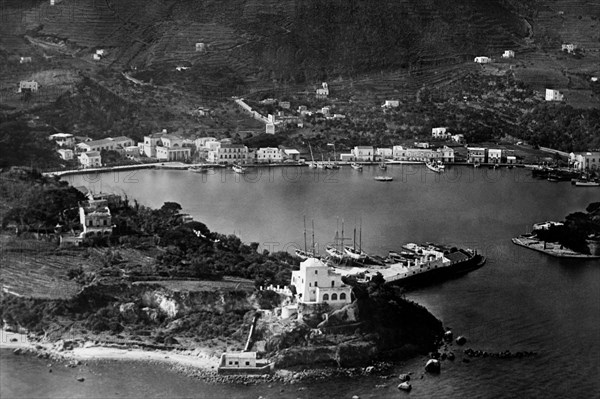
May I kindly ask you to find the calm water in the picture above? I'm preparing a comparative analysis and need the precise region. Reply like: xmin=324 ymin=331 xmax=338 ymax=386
xmin=3 ymin=165 xmax=598 ymax=398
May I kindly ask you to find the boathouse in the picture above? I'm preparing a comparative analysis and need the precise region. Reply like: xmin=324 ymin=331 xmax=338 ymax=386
xmin=218 ymin=352 xmax=271 ymax=375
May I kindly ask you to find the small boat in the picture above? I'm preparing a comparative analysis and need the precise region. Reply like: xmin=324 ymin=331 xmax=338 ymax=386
xmin=426 ymin=161 xmax=442 ymax=173
xmin=189 ymin=166 xmax=208 ymax=173
xmin=329 ymin=161 xmax=340 ymax=169
xmin=351 ymin=162 xmax=363 ymax=170
xmin=473 ymin=162 xmax=481 ymax=168
xmin=344 ymin=245 xmax=367 ymax=261
xmin=574 ymin=179 xmax=600 ymax=187
xmin=374 ymin=176 xmax=393 ymax=181
xmin=232 ymin=164 xmax=246 ymax=174
xmin=379 ymin=159 xmax=387 ymax=170
xmin=547 ymin=174 xmax=560 ymax=182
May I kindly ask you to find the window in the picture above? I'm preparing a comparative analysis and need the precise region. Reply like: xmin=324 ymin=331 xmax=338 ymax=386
xmin=314 ymin=281 xmax=318 ymax=287
xmin=245 ymin=361 xmax=250 ymax=366
xmin=331 ymin=281 xmax=334 ymax=287
xmin=331 ymin=293 xmax=338 ymax=301
xmin=340 ymin=293 xmax=346 ymax=300
xmin=323 ymin=294 xmax=329 ymax=301
xmin=315 ymin=270 xmax=318 ymax=274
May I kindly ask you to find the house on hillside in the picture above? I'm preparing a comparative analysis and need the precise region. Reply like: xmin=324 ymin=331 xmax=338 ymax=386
xmin=569 ymin=152 xmax=600 ymax=171
xmin=545 ymin=89 xmax=564 ymax=102
xmin=502 ymin=50 xmax=515 ymax=58
xmin=19 ymin=57 xmax=32 ymax=64
xmin=382 ymin=100 xmax=399 ymax=108
xmin=474 ymin=56 xmax=491 ymax=64
xmin=451 ymin=134 xmax=464 ymax=143
xmin=79 ymin=199 xmax=112 ymax=238
xmin=49 ymin=133 xmax=74 ymax=147
xmin=561 ymin=43 xmax=577 ymax=54
xmin=195 ymin=43 xmax=206 ymax=52
xmin=79 ymin=151 xmax=102 ymax=168
xmin=431 ymin=127 xmax=450 ymax=139
xmin=291 ymin=258 xmax=352 ymax=304
xmin=316 ymin=82 xmax=329 ymax=99
xmin=18 ymin=81 xmax=38 ymax=92
xmin=57 ymin=149 xmax=74 ymax=161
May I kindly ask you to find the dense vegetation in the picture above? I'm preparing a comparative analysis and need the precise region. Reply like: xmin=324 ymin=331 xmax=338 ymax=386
xmin=0 ymin=121 xmax=63 ymax=169
xmin=535 ymin=202 xmax=600 ymax=254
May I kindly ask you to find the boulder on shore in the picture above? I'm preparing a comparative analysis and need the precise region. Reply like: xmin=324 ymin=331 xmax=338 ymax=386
xmin=444 ymin=330 xmax=453 ymax=341
xmin=456 ymin=336 xmax=467 ymax=345
xmin=425 ymin=359 xmax=441 ymax=373
xmin=398 ymin=382 xmax=412 ymax=391
xmin=398 ymin=373 xmax=410 ymax=382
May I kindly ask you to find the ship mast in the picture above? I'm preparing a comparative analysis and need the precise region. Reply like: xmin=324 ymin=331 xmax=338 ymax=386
xmin=312 ymin=220 xmax=316 ymax=255
xmin=359 ymin=217 xmax=362 ymax=253
xmin=303 ymin=215 xmax=307 ymax=253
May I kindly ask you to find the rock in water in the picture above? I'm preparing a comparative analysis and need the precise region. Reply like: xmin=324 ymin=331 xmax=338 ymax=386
xmin=425 ymin=359 xmax=441 ymax=373
xmin=398 ymin=373 xmax=410 ymax=382
xmin=456 ymin=336 xmax=467 ymax=345
xmin=352 ymin=396 xmax=360 ymax=399
xmin=76 ymin=377 xmax=85 ymax=382
xmin=365 ymin=366 xmax=375 ymax=374
xmin=398 ymin=382 xmax=412 ymax=391
xmin=444 ymin=330 xmax=453 ymax=341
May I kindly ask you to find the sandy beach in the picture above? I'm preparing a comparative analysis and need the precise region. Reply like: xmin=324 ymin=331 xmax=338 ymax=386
xmin=1 ymin=329 xmax=220 ymax=371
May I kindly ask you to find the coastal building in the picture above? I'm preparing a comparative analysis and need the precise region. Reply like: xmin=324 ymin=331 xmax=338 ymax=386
xmin=316 ymin=82 xmax=329 ymax=99
xmin=142 ymin=130 xmax=167 ymax=158
xmin=414 ymin=142 xmax=430 ymax=149
xmin=467 ymin=148 xmax=486 ymax=164
xmin=393 ymin=146 xmax=440 ymax=162
xmin=256 ymin=147 xmax=283 ymax=163
xmin=156 ymin=135 xmax=191 ymax=161
xmin=217 ymin=352 xmax=271 ymax=375
xmin=208 ymin=143 xmax=248 ymax=164
xmin=487 ymin=149 xmax=502 ymax=164
xmin=78 ymin=137 xmax=134 ymax=153
xmin=290 ymin=258 xmax=352 ymax=304
xmin=382 ymin=100 xmax=399 ymax=108
xmin=431 ymin=127 xmax=450 ymax=139
xmin=194 ymin=137 xmax=217 ymax=150
xmin=474 ymin=56 xmax=491 ymax=64
xmin=506 ymin=155 xmax=517 ymax=164
xmin=110 ymin=136 xmax=135 ymax=149
xmin=57 ymin=149 xmax=74 ymax=161
xmin=18 ymin=81 xmax=38 ymax=92
xmin=78 ymin=151 xmax=101 ymax=168
xmin=376 ymin=148 xmax=393 ymax=160
xmin=569 ymin=151 xmax=600 ymax=170
xmin=502 ymin=50 xmax=515 ymax=58
xmin=437 ymin=146 xmax=455 ymax=163
xmin=280 ymin=147 xmax=300 ymax=161
xmin=79 ymin=199 xmax=112 ymax=238
xmin=48 ymin=133 xmax=74 ymax=147
xmin=545 ymin=89 xmax=564 ymax=101
xmin=352 ymin=146 xmax=374 ymax=161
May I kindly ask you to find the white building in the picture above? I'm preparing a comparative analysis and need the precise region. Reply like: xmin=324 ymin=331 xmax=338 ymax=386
xmin=266 ymin=123 xmax=276 ymax=134
xmin=291 ymin=258 xmax=352 ymax=304
xmin=352 ymin=146 xmax=374 ymax=161
xmin=49 ymin=133 xmax=74 ymax=147
xmin=488 ymin=149 xmax=502 ymax=164
xmin=431 ymin=127 xmax=450 ymax=139
xmin=545 ymin=89 xmax=564 ymax=101
xmin=474 ymin=56 xmax=492 ymax=64
xmin=19 ymin=57 xmax=32 ymax=64
xmin=57 ymin=149 xmax=73 ymax=161
xmin=451 ymin=134 xmax=464 ymax=143
xmin=142 ymin=131 xmax=165 ymax=158
xmin=382 ymin=100 xmax=399 ymax=108
xmin=79 ymin=199 xmax=112 ymax=238
xmin=281 ymin=148 xmax=300 ymax=161
xmin=376 ymin=148 xmax=393 ymax=160
xmin=195 ymin=43 xmax=206 ymax=52
xmin=79 ymin=151 xmax=102 ymax=168
xmin=18 ymin=81 xmax=38 ymax=92
xmin=437 ymin=146 xmax=455 ymax=163
xmin=208 ymin=143 xmax=248 ymax=164
xmin=561 ymin=43 xmax=577 ymax=54
xmin=569 ymin=152 xmax=600 ymax=170
xmin=256 ymin=147 xmax=283 ymax=163
xmin=194 ymin=137 xmax=217 ymax=150
xmin=393 ymin=146 xmax=440 ymax=162
xmin=502 ymin=50 xmax=515 ymax=58
xmin=316 ymin=82 xmax=329 ymax=99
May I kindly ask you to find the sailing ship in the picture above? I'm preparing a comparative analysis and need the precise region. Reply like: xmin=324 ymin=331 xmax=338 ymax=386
xmin=344 ymin=222 xmax=367 ymax=261
xmin=426 ymin=160 xmax=443 ymax=173
xmin=308 ymin=143 xmax=317 ymax=168
xmin=325 ymin=218 xmax=347 ymax=261
xmin=378 ymin=158 xmax=387 ymax=170
xmin=374 ymin=176 xmax=393 ymax=181
xmin=295 ymin=217 xmax=320 ymax=259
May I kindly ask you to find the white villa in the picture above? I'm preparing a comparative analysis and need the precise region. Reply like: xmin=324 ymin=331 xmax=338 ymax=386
xmin=48 ymin=133 xmax=74 ymax=147
xmin=545 ymin=89 xmax=564 ymax=102
xmin=78 ymin=151 xmax=102 ymax=168
xmin=256 ymin=147 xmax=282 ymax=163
xmin=57 ymin=149 xmax=74 ymax=161
xmin=18 ymin=81 xmax=38 ymax=92
xmin=291 ymin=258 xmax=352 ymax=304
xmin=502 ymin=50 xmax=515 ymax=58
xmin=569 ymin=151 xmax=600 ymax=171
xmin=352 ymin=146 xmax=374 ymax=161
xmin=474 ymin=56 xmax=491 ymax=64
xmin=382 ymin=100 xmax=399 ymax=108
xmin=431 ymin=127 xmax=450 ymax=139
xmin=316 ymin=82 xmax=329 ymax=99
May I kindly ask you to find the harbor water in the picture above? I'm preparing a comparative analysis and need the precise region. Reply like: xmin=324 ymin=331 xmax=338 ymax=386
xmin=3 ymin=165 xmax=598 ymax=398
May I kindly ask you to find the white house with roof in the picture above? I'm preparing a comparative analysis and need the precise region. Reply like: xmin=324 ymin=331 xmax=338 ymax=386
xmin=291 ymin=258 xmax=352 ymax=304
xmin=156 ymin=135 xmax=191 ymax=161
xmin=142 ymin=131 xmax=165 ymax=158
xmin=561 ymin=43 xmax=577 ymax=54
xmin=352 ymin=146 xmax=374 ymax=161
xmin=451 ymin=134 xmax=464 ymax=143
xmin=502 ymin=50 xmax=515 ymax=58
xmin=77 ymin=138 xmax=117 ymax=153
xmin=376 ymin=148 xmax=393 ymax=160
xmin=256 ymin=147 xmax=283 ymax=163
xmin=467 ymin=147 xmax=486 ymax=164
xmin=49 ymin=133 xmax=74 ymax=147
xmin=437 ymin=146 xmax=455 ymax=163
xmin=57 ymin=149 xmax=74 ymax=161
xmin=79 ymin=199 xmax=112 ymax=238
xmin=281 ymin=148 xmax=300 ymax=161
xmin=545 ymin=89 xmax=564 ymax=101
xmin=20 ymin=56 xmax=32 ymax=64
xmin=474 ymin=56 xmax=491 ymax=64
xmin=79 ymin=151 xmax=102 ymax=168
xmin=393 ymin=146 xmax=440 ymax=162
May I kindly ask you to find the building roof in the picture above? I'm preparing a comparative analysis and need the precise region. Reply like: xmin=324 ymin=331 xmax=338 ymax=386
xmin=221 ymin=143 xmax=247 ymax=149
xmin=355 ymin=146 xmax=374 ymax=150
xmin=467 ymin=147 xmax=486 ymax=151
xmin=111 ymin=136 xmax=133 ymax=142
xmin=284 ymin=149 xmax=300 ymax=155
xmin=49 ymin=133 xmax=73 ymax=139
xmin=83 ymin=138 xmax=115 ymax=147
xmin=82 ymin=151 xmax=101 ymax=157
xmin=445 ymin=251 xmax=470 ymax=263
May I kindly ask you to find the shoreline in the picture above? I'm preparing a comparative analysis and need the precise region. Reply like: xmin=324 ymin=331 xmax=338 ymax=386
xmin=511 ymin=237 xmax=600 ymax=259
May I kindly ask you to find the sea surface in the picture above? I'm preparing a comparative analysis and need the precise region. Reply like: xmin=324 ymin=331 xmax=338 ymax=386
xmin=3 ymin=165 xmax=598 ymax=398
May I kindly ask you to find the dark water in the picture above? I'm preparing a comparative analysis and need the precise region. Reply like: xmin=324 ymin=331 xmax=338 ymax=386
xmin=4 ymin=165 xmax=598 ymax=398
